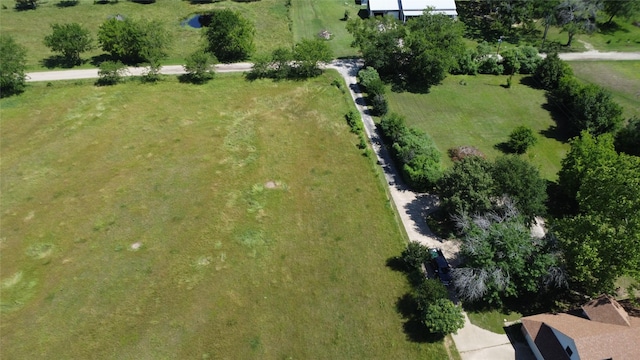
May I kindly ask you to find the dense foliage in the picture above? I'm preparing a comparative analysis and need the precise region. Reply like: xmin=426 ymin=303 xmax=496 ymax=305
xmin=553 ymin=76 xmax=623 ymax=136
xmin=248 ymin=39 xmax=333 ymax=80
xmin=452 ymin=209 xmax=562 ymax=306
xmin=98 ymin=18 xmax=170 ymax=64
xmin=203 ymin=10 xmax=255 ymax=63
xmin=423 ymin=299 xmax=465 ymax=335
xmin=615 ymin=117 xmax=640 ymax=156
xmin=534 ymin=52 xmax=573 ymax=90
xmin=380 ymin=113 xmax=443 ymax=190
xmin=97 ymin=60 xmax=126 ymax=86
xmin=347 ymin=12 xmax=465 ymax=91
xmin=505 ymin=125 xmax=537 ymax=154
xmin=182 ymin=49 xmax=216 ymax=84
xmin=0 ymin=35 xmax=27 ymax=97
xmin=554 ymin=133 xmax=640 ymax=295
xmin=43 ymin=23 xmax=93 ymax=66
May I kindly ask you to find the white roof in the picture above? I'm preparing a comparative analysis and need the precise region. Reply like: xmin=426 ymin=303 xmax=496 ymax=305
xmin=403 ymin=9 xmax=457 ymax=17
xmin=401 ymin=0 xmax=457 ymax=11
xmin=368 ymin=0 xmax=400 ymax=11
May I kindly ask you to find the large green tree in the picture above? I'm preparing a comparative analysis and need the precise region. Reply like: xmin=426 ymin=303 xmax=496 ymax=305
xmin=555 ymin=0 xmax=600 ymax=47
xmin=403 ymin=12 xmax=466 ymax=90
xmin=203 ymin=10 xmax=255 ymax=63
xmin=534 ymin=52 xmax=573 ymax=90
xmin=437 ymin=156 xmax=495 ymax=216
xmin=44 ymin=23 xmax=93 ymax=66
xmin=602 ymin=0 xmax=640 ymax=24
xmin=292 ymin=38 xmax=333 ymax=78
xmin=557 ymin=132 xmax=618 ymax=209
xmin=0 ymin=35 xmax=27 ymax=97
xmin=452 ymin=211 xmax=560 ymax=306
xmin=492 ymin=155 xmax=547 ymax=224
xmin=555 ymin=153 xmax=640 ymax=295
xmin=98 ymin=18 xmax=171 ymax=64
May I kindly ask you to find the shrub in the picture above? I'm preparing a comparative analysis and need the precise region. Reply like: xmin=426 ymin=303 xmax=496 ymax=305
xmin=370 ymin=94 xmax=388 ymax=116
xmin=518 ymin=46 xmax=541 ymax=74
xmin=535 ymin=52 xmax=573 ymax=90
xmin=97 ymin=60 xmax=126 ymax=85
xmin=401 ymin=242 xmax=429 ymax=271
xmin=477 ymin=56 xmax=503 ymax=75
xmin=423 ymin=299 xmax=465 ymax=335
xmin=345 ymin=110 xmax=362 ymax=134
xmin=506 ymin=126 xmax=537 ymax=154
xmin=358 ymin=66 xmax=385 ymax=96
xmin=183 ymin=49 xmax=216 ymax=83
xmin=379 ymin=112 xmax=406 ymax=142
xmin=451 ymin=48 xmax=478 ymax=75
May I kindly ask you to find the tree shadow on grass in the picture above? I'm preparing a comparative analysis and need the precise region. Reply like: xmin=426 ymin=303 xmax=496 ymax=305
xmin=41 ymin=55 xmax=82 ymax=69
xmin=598 ymin=21 xmax=629 ymax=35
xmin=396 ymin=293 xmax=445 ymax=343
xmin=540 ymin=102 xmax=573 ymax=143
xmin=519 ymin=75 xmax=540 ymax=89
xmin=90 ymin=54 xmax=113 ymax=67
xmin=494 ymin=141 xmax=514 ymax=154
xmin=55 ymin=0 xmax=78 ymax=7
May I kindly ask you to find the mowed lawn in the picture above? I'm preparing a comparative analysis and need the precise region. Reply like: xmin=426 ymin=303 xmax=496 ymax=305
xmin=290 ymin=0 xmax=361 ymax=58
xmin=569 ymin=61 xmax=640 ymax=119
xmin=0 ymin=73 xmax=449 ymax=359
xmin=0 ymin=0 xmax=292 ymax=70
xmin=386 ymin=74 xmax=570 ymax=180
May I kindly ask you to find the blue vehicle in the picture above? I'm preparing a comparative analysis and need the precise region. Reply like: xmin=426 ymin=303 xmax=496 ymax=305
xmin=428 ymin=248 xmax=452 ymax=286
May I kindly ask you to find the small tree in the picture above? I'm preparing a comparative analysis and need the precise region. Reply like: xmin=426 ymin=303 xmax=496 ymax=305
xmin=44 ymin=23 xmax=93 ymax=66
xmin=292 ymin=38 xmax=333 ymax=78
xmin=534 ymin=52 xmax=573 ymax=90
xmin=98 ymin=18 xmax=170 ymax=64
xmin=506 ymin=126 xmax=537 ymax=154
xmin=203 ymin=10 xmax=255 ymax=63
xmin=423 ymin=299 xmax=465 ymax=335
xmin=97 ymin=60 xmax=126 ymax=85
xmin=183 ymin=49 xmax=216 ymax=84
xmin=0 ymin=35 xmax=27 ymax=97
xmin=414 ymin=279 xmax=449 ymax=312
xmin=401 ymin=242 xmax=430 ymax=271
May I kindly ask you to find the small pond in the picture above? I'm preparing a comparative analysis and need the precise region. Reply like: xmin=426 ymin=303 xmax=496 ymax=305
xmin=181 ymin=14 xmax=213 ymax=29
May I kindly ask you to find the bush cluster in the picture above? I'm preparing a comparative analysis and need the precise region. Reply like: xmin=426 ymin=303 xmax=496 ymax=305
xmin=379 ymin=113 xmax=442 ymax=191
xmin=357 ymin=67 xmax=388 ymax=116
xmin=452 ymin=43 xmax=540 ymax=76
xmin=248 ymin=39 xmax=333 ymax=80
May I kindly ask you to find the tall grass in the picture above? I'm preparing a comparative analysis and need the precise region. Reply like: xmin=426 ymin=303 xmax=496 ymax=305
xmin=0 ymin=72 xmax=448 ymax=358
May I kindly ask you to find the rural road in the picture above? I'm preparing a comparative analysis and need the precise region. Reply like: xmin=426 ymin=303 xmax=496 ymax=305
xmin=22 ymin=51 xmax=637 ymax=360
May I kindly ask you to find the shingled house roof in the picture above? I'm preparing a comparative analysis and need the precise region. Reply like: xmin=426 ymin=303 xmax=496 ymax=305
xmin=521 ymin=295 xmax=640 ymax=360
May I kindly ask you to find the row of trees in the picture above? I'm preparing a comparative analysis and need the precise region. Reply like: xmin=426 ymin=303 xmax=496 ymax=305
xmin=248 ymin=39 xmax=333 ymax=80
xmin=379 ymin=113 xmax=443 ymax=191
xmin=457 ymin=0 xmax=640 ymax=47
xmin=0 ymin=9 xmax=256 ymax=95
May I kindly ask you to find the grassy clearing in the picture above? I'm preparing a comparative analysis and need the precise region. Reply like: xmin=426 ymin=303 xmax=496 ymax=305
xmin=569 ymin=61 xmax=640 ymax=119
xmin=466 ymin=309 xmax=522 ymax=334
xmin=0 ymin=72 xmax=448 ymax=359
xmin=0 ymin=0 xmax=292 ymax=70
xmin=290 ymin=0 xmax=361 ymax=58
xmin=539 ymin=18 xmax=640 ymax=52
xmin=385 ymin=74 xmax=570 ymax=180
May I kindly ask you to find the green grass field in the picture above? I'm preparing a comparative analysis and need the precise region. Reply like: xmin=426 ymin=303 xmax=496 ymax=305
xmin=290 ymin=0 xmax=361 ymax=58
xmin=538 ymin=17 xmax=640 ymax=52
xmin=569 ymin=61 xmax=640 ymax=119
xmin=0 ymin=72 xmax=451 ymax=359
xmin=0 ymin=0 xmax=292 ymax=70
xmin=466 ymin=309 xmax=522 ymax=334
xmin=385 ymin=74 xmax=570 ymax=180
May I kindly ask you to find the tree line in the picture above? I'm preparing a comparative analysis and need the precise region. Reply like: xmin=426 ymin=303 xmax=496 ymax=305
xmin=348 ymin=9 xmax=639 ymax=315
